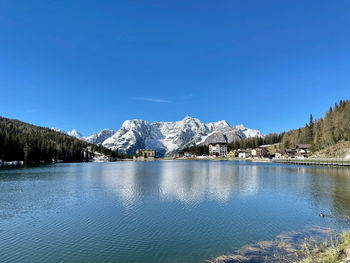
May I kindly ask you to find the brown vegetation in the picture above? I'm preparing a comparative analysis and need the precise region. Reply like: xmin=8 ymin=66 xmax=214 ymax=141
xmin=281 ymin=100 xmax=350 ymax=155
xmin=207 ymin=228 xmax=350 ymax=263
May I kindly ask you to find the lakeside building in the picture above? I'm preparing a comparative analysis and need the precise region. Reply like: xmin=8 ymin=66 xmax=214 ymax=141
xmin=3 ymin=161 xmax=24 ymax=166
xmin=286 ymin=149 xmax=297 ymax=158
xmin=238 ymin=150 xmax=250 ymax=158
xmin=274 ymin=152 xmax=282 ymax=159
xmin=209 ymin=142 xmax=228 ymax=157
xmin=227 ymin=151 xmax=237 ymax=158
xmin=183 ymin=152 xmax=194 ymax=158
xmin=134 ymin=149 xmax=156 ymax=160
xmin=285 ymin=144 xmax=311 ymax=159
xmin=296 ymin=144 xmax=311 ymax=158
xmin=251 ymin=147 xmax=269 ymax=158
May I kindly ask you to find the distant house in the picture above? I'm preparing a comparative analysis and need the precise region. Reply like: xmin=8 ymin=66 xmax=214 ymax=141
xmin=227 ymin=151 xmax=237 ymax=158
xmin=238 ymin=150 xmax=250 ymax=158
xmin=274 ymin=152 xmax=282 ymax=159
xmin=134 ymin=149 xmax=156 ymax=160
xmin=209 ymin=142 xmax=228 ymax=157
xmin=251 ymin=147 xmax=268 ymax=158
xmin=286 ymin=149 xmax=297 ymax=158
xmin=183 ymin=152 xmax=193 ymax=158
xmin=296 ymin=144 xmax=311 ymax=158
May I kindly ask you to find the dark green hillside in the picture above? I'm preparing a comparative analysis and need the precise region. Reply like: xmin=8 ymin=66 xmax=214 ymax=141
xmin=179 ymin=133 xmax=283 ymax=155
xmin=233 ymin=99 xmax=350 ymax=154
xmin=0 ymin=116 xmax=126 ymax=163
xmin=281 ymin=99 xmax=350 ymax=153
xmin=179 ymin=100 xmax=350 ymax=156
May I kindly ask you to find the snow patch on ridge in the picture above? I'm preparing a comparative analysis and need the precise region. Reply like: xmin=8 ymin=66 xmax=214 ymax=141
xmin=52 ymin=117 xmax=264 ymax=157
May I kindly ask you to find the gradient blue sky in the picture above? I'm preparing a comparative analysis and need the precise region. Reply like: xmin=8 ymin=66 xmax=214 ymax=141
xmin=1 ymin=0 xmax=349 ymax=135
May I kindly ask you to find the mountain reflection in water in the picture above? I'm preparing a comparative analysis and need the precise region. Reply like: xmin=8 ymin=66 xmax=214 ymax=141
xmin=1 ymin=161 xmax=350 ymax=263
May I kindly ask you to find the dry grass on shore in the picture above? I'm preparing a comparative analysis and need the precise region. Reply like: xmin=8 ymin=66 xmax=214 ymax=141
xmin=295 ymin=231 xmax=350 ymax=263
xmin=311 ymin=141 xmax=350 ymax=159
xmin=207 ymin=229 xmax=350 ymax=263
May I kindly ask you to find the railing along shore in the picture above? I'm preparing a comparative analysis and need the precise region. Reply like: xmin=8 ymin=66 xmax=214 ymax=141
xmin=272 ymin=158 xmax=350 ymax=167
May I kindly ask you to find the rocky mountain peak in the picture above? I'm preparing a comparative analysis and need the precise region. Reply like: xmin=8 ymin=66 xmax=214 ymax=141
xmin=54 ymin=117 xmax=264 ymax=157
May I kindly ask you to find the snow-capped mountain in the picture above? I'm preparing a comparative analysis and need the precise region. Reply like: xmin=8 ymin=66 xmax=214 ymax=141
xmin=51 ymin=128 xmax=87 ymax=141
xmin=51 ymin=128 xmax=115 ymax=144
xmin=85 ymin=129 xmax=115 ymax=145
xmin=102 ymin=116 xmax=263 ymax=156
xmin=67 ymin=129 xmax=85 ymax=140
xmin=52 ymin=116 xmax=263 ymax=157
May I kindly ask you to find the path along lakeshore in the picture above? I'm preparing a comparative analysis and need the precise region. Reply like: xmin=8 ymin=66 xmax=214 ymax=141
xmin=272 ymin=158 xmax=350 ymax=167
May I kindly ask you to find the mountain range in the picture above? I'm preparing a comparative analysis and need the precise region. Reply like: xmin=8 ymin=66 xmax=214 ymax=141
xmin=53 ymin=116 xmax=263 ymax=157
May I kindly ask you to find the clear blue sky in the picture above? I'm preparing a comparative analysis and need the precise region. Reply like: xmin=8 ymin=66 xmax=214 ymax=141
xmin=1 ymin=1 xmax=349 ymax=135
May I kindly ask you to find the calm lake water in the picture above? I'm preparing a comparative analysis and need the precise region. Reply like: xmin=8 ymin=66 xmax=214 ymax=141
xmin=1 ymin=160 xmax=350 ymax=262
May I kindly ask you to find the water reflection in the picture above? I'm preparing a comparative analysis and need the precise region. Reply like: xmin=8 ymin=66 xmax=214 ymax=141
xmin=159 ymin=162 xmax=260 ymax=204
xmin=2 ymin=162 xmax=350 ymax=219
xmin=1 ymin=161 xmax=350 ymax=263
xmin=99 ymin=162 xmax=143 ymax=208
xmin=96 ymin=161 xmax=350 ymax=219
xmin=97 ymin=161 xmax=262 ymax=206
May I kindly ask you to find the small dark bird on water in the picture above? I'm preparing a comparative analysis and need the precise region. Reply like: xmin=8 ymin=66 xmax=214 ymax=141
xmin=20 ymin=188 xmax=23 ymax=192
xmin=320 ymin=213 xmax=325 ymax=217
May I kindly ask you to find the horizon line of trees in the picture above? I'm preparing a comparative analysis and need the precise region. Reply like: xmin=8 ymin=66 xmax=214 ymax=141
xmin=180 ymin=99 xmax=350 ymax=155
xmin=179 ymin=132 xmax=283 ymax=155
xmin=2 ymin=99 xmax=349 ymax=161
xmin=281 ymin=99 xmax=350 ymax=153
xmin=0 ymin=116 xmax=129 ymax=163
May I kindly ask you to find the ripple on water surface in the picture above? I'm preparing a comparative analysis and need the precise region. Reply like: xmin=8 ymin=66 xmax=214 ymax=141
xmin=0 ymin=161 xmax=350 ymax=263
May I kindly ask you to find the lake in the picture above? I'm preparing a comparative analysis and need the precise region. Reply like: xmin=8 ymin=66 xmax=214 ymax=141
xmin=1 ymin=160 xmax=350 ymax=262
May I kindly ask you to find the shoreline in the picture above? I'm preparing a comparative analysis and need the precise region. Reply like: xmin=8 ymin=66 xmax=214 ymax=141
xmin=2 ymin=157 xmax=350 ymax=169
xmin=272 ymin=158 xmax=350 ymax=167
xmin=208 ymin=227 xmax=350 ymax=263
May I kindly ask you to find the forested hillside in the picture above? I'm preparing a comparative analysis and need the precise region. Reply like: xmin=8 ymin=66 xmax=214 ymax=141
xmin=233 ymin=99 xmax=350 ymax=154
xmin=281 ymin=99 xmax=350 ymax=152
xmin=180 ymin=133 xmax=283 ymax=155
xmin=180 ymin=100 xmax=350 ymax=156
xmin=1 ymin=100 xmax=349 ymax=162
xmin=0 ymin=116 xmax=127 ymax=163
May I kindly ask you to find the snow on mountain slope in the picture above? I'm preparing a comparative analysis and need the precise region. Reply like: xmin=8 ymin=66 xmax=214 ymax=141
xmin=101 ymin=116 xmax=264 ymax=156
xmin=51 ymin=128 xmax=87 ymax=141
xmin=67 ymin=129 xmax=85 ymax=140
xmin=234 ymin=124 xmax=263 ymax=138
xmin=52 ymin=117 xmax=264 ymax=157
xmin=85 ymin=129 xmax=115 ymax=145
xmin=102 ymin=120 xmax=151 ymax=153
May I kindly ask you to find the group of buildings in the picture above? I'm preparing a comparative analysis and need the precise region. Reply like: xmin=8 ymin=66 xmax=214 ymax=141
xmin=285 ymin=144 xmax=311 ymax=159
xmin=0 ymin=160 xmax=24 ymax=166
xmin=130 ymin=143 xmax=311 ymax=161
xmin=183 ymin=142 xmax=311 ymax=159
xmin=208 ymin=142 xmax=272 ymax=158
xmin=133 ymin=149 xmax=156 ymax=160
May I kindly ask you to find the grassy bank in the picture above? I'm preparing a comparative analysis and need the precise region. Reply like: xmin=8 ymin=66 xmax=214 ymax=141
xmin=208 ymin=228 xmax=350 ymax=263
xmin=295 ymin=231 xmax=350 ymax=263
xmin=311 ymin=141 xmax=350 ymax=159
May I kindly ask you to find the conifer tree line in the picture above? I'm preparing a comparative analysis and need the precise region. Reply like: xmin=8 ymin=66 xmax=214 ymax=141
xmin=180 ymin=99 xmax=350 ymax=155
xmin=0 ymin=116 xmax=128 ymax=163
xmin=179 ymin=145 xmax=209 ymax=156
xmin=281 ymin=99 xmax=350 ymax=152
xmin=180 ymin=133 xmax=283 ymax=154
xmin=1 ymin=100 xmax=349 ymax=161
xmin=227 ymin=132 xmax=283 ymax=151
